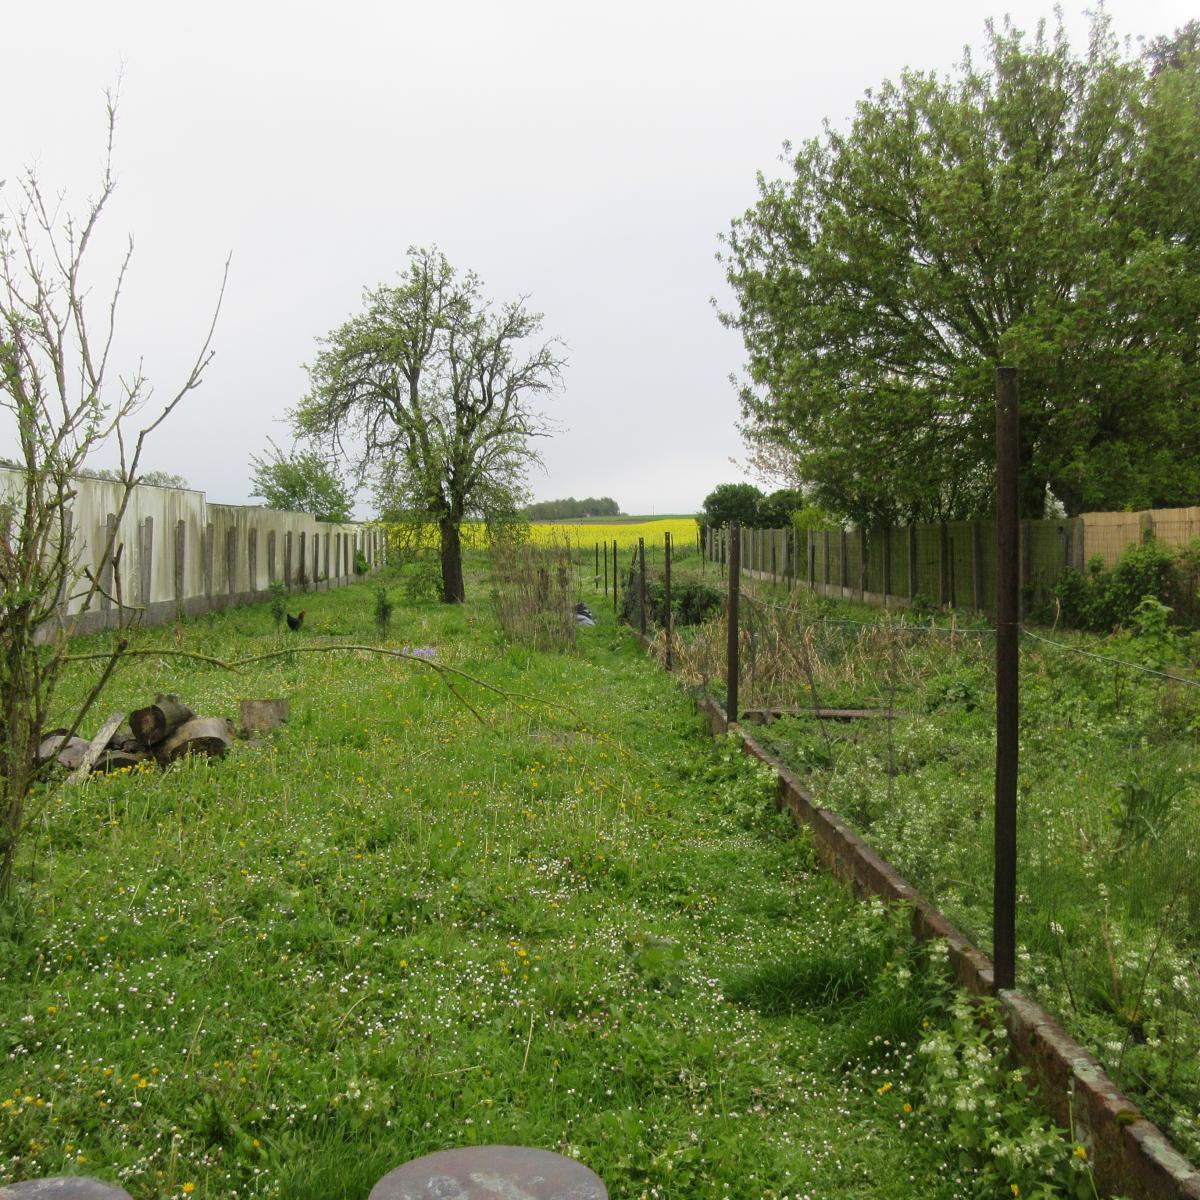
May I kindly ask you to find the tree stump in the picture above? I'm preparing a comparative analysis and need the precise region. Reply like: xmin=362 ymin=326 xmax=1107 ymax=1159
xmin=238 ymin=698 xmax=289 ymax=735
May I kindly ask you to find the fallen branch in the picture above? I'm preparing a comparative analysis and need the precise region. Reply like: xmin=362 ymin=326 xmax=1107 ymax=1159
xmin=62 ymin=642 xmax=582 ymax=727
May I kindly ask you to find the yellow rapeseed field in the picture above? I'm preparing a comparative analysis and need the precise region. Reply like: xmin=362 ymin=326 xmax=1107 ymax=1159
xmin=527 ymin=518 xmax=699 ymax=551
xmin=384 ymin=517 xmax=700 ymax=554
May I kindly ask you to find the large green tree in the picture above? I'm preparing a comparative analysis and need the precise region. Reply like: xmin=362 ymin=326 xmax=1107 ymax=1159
xmin=721 ymin=15 xmax=1200 ymax=523
xmin=248 ymin=440 xmax=355 ymax=523
xmin=296 ymin=248 xmax=564 ymax=602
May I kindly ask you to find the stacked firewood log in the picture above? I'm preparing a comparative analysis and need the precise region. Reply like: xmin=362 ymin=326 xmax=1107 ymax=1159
xmin=36 ymin=695 xmax=288 ymax=780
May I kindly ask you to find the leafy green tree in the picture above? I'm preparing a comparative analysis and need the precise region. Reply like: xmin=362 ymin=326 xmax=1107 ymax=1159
xmin=85 ymin=466 xmax=189 ymax=489
xmin=525 ymin=496 xmax=621 ymax=519
xmin=701 ymin=482 xmax=764 ymax=528
xmin=757 ymin=488 xmax=806 ymax=528
xmin=721 ymin=13 xmax=1200 ymax=523
xmin=248 ymin=440 xmax=354 ymax=523
xmin=296 ymin=247 xmax=564 ymax=602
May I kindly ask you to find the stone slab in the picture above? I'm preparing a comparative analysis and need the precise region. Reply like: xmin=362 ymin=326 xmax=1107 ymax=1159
xmin=0 ymin=1179 xmax=132 ymax=1199
xmin=370 ymin=1145 xmax=607 ymax=1200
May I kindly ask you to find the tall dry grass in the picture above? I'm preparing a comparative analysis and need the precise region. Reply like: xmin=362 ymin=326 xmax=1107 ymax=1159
xmin=489 ymin=537 xmax=578 ymax=650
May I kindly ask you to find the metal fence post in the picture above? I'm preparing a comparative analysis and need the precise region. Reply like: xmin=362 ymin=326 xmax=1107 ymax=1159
xmin=726 ymin=523 xmax=740 ymax=728
xmin=638 ymin=537 xmax=647 ymax=639
xmin=994 ymin=365 xmax=1020 ymax=994
xmin=664 ymin=531 xmax=673 ymax=671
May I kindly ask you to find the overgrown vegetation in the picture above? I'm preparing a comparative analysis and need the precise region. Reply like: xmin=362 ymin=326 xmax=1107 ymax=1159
xmin=1050 ymin=537 xmax=1200 ymax=632
xmin=489 ymin=537 xmax=577 ymax=650
xmin=665 ymin=577 xmax=1200 ymax=1162
xmin=0 ymin=571 xmax=1098 ymax=1198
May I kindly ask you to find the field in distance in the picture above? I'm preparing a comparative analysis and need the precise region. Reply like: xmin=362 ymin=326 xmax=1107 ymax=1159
xmin=528 ymin=516 xmax=698 ymax=551
xmin=531 ymin=513 xmax=696 ymax=524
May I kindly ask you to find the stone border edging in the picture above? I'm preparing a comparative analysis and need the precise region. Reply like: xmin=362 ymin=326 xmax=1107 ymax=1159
xmin=693 ymin=694 xmax=1200 ymax=1200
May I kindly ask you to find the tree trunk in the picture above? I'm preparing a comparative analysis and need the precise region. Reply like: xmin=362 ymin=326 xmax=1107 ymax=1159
xmin=439 ymin=517 xmax=465 ymax=603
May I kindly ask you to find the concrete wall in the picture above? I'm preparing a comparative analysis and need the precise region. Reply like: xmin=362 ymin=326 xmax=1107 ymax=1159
xmin=0 ymin=468 xmax=385 ymax=635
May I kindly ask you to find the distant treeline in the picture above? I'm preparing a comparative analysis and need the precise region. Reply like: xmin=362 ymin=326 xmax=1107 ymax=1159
xmin=525 ymin=496 xmax=621 ymax=519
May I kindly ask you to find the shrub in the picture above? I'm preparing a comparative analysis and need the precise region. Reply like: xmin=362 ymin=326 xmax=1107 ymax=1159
xmin=373 ymin=585 xmax=394 ymax=634
xmin=620 ymin=573 xmax=722 ymax=629
xmin=268 ymin=580 xmax=288 ymax=627
xmin=1053 ymin=537 xmax=1188 ymax=632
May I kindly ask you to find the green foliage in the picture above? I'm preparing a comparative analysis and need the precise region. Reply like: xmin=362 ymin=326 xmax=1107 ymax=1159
xmin=732 ymin=587 xmax=1200 ymax=1161
xmin=910 ymin=994 xmax=1098 ymax=1198
xmin=756 ymin=487 xmax=806 ymax=528
xmin=354 ymin=549 xmax=369 ymax=575
xmin=1111 ymin=762 xmax=1190 ymax=852
xmin=372 ymin=585 xmax=394 ymax=634
xmin=620 ymin=572 xmax=723 ymax=629
xmin=248 ymin=439 xmax=355 ymax=523
xmin=721 ymin=12 xmax=1200 ymax=523
xmin=792 ymin=505 xmax=834 ymax=534
xmin=400 ymin=558 xmax=443 ymax=603
xmin=268 ymin=580 xmax=287 ymax=627
xmin=85 ymin=466 xmax=190 ymax=489
xmin=1052 ymin=539 xmax=1187 ymax=633
xmin=525 ymin=496 xmax=620 ymax=519
xmin=700 ymin=482 xmax=764 ymax=529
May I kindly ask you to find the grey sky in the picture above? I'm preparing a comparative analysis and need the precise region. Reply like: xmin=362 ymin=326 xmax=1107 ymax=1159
xmin=5 ymin=0 xmax=1194 ymax=515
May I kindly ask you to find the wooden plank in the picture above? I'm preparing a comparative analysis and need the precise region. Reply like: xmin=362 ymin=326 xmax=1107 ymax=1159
xmin=741 ymin=707 xmax=906 ymax=724
xmin=68 ymin=712 xmax=126 ymax=784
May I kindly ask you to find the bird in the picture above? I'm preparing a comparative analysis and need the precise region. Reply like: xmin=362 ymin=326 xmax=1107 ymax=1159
xmin=285 ymin=610 xmax=306 ymax=631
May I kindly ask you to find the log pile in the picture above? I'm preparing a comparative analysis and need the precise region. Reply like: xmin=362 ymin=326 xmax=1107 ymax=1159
xmin=35 ymin=691 xmax=285 ymax=779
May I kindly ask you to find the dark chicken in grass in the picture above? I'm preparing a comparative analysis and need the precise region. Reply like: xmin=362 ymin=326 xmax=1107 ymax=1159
xmin=285 ymin=610 xmax=306 ymax=632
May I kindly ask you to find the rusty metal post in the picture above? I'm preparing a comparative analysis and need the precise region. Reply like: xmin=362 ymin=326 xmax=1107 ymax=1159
xmin=612 ymin=540 xmax=618 ymax=613
xmin=726 ymin=523 xmax=740 ymax=727
xmin=994 ymin=366 xmax=1020 ymax=993
xmin=638 ymin=537 xmax=647 ymax=639
xmin=882 ymin=526 xmax=892 ymax=606
xmin=664 ymin=531 xmax=673 ymax=670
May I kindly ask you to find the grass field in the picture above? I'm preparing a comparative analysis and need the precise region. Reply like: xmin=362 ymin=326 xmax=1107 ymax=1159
xmin=0 ymin=562 xmax=1096 ymax=1198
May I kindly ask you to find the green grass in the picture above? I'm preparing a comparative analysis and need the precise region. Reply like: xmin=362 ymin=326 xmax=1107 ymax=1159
xmin=0 ymin=564 xmax=1088 ymax=1198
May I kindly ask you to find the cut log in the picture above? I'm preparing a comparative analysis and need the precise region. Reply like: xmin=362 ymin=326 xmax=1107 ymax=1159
xmin=238 ymin=698 xmax=289 ymax=735
xmin=37 ymin=730 xmax=91 ymax=771
xmin=155 ymin=717 xmax=234 ymax=766
xmin=130 ymin=694 xmax=195 ymax=747
xmin=68 ymin=712 xmax=126 ymax=784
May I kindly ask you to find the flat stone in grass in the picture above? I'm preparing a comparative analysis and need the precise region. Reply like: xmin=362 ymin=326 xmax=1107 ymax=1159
xmin=370 ymin=1145 xmax=607 ymax=1199
xmin=0 ymin=1180 xmax=133 ymax=1199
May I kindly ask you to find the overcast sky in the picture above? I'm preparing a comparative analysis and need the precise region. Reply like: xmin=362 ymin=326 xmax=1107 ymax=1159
xmin=5 ymin=0 xmax=1194 ymax=515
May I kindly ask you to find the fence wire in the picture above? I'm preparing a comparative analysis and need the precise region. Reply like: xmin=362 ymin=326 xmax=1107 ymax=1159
xmin=641 ymin=553 xmax=1200 ymax=1161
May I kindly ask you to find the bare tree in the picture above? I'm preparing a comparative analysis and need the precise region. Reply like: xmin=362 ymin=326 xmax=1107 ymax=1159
xmin=0 ymin=95 xmax=226 ymax=896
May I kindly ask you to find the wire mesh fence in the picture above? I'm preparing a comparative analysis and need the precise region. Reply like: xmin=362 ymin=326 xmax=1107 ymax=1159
xmin=643 ymin=546 xmax=1200 ymax=1163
